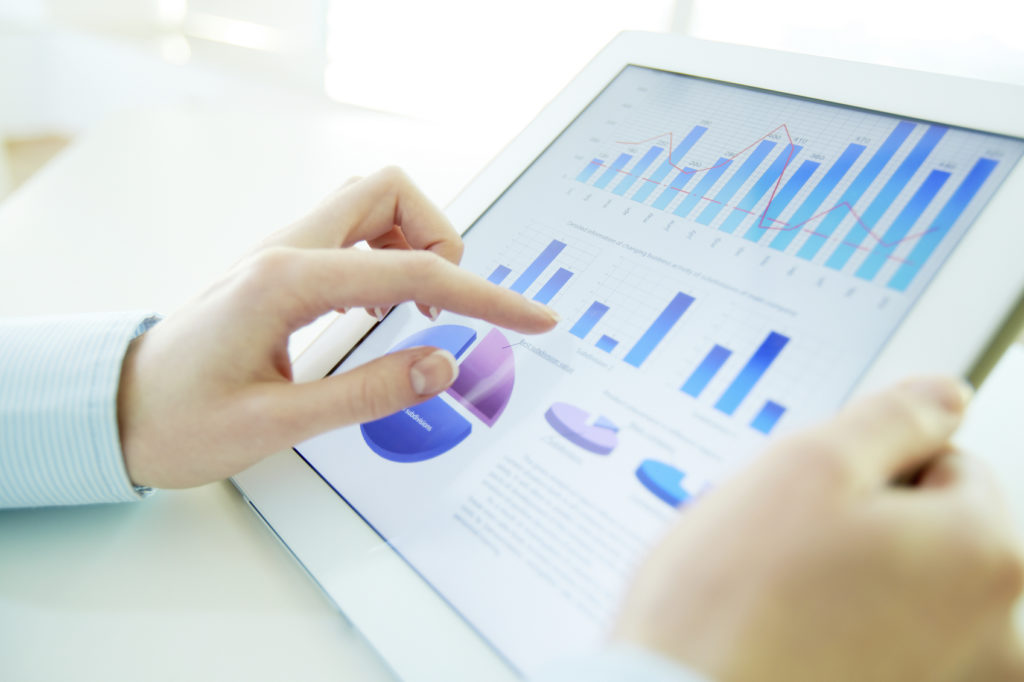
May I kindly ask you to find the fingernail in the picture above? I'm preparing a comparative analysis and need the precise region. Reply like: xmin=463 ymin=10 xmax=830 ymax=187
xmin=905 ymin=377 xmax=973 ymax=413
xmin=535 ymin=302 xmax=560 ymax=324
xmin=372 ymin=307 xmax=385 ymax=321
xmin=428 ymin=306 xmax=440 ymax=322
xmin=409 ymin=350 xmax=458 ymax=395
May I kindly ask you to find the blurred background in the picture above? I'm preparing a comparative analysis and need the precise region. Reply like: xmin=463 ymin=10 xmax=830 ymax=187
xmin=2 ymin=0 xmax=1023 ymax=199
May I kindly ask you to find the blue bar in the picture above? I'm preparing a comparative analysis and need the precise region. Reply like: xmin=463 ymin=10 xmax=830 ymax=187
xmin=796 ymin=121 xmax=916 ymax=261
xmin=743 ymin=160 xmax=820 ymax=243
xmin=652 ymin=168 xmax=697 ymax=210
xmin=624 ymin=292 xmax=695 ymax=368
xmin=673 ymin=158 xmax=732 ymax=217
xmin=570 ymin=301 xmax=610 ymax=339
xmin=696 ymin=140 xmax=776 ymax=225
xmin=681 ymin=345 xmax=732 ymax=397
xmin=596 ymin=335 xmax=619 ymax=352
xmin=714 ymin=332 xmax=789 ymax=415
xmin=719 ymin=145 xmax=802 ymax=234
xmin=509 ymin=240 xmax=566 ymax=294
xmin=632 ymin=126 xmax=707 ymax=203
xmin=576 ymin=159 xmax=603 ymax=183
xmin=769 ymin=143 xmax=865 ymax=251
xmin=594 ymin=153 xmax=633 ymax=189
xmin=855 ymin=169 xmax=950 ymax=281
xmin=613 ymin=146 xmax=664 ymax=196
xmin=888 ymin=158 xmax=998 ymax=292
xmin=825 ymin=125 xmax=947 ymax=270
xmin=751 ymin=401 xmax=786 ymax=434
xmin=487 ymin=265 xmax=511 ymax=285
xmin=532 ymin=267 xmax=573 ymax=304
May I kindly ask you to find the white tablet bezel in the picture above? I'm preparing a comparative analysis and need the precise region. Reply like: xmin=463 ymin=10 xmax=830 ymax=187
xmin=233 ymin=32 xmax=1024 ymax=681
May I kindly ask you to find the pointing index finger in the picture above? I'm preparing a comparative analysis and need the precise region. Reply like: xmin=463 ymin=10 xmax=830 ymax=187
xmin=293 ymin=247 xmax=560 ymax=334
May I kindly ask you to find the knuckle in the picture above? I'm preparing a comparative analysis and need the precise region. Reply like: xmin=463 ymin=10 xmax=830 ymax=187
xmin=450 ymin=238 xmax=465 ymax=262
xmin=995 ymin=544 xmax=1024 ymax=600
xmin=244 ymin=246 xmax=295 ymax=282
xmin=947 ymin=517 xmax=1024 ymax=601
xmin=406 ymin=250 xmax=444 ymax=280
xmin=878 ymin=390 xmax=937 ymax=439
xmin=374 ymin=164 xmax=410 ymax=189
xmin=355 ymin=371 xmax=400 ymax=422
xmin=775 ymin=430 xmax=856 ymax=482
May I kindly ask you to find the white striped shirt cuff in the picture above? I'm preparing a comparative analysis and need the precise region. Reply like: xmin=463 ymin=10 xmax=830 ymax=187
xmin=0 ymin=312 xmax=160 ymax=508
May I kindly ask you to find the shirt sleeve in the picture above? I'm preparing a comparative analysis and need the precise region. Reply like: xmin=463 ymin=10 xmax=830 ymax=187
xmin=0 ymin=312 xmax=161 ymax=509
xmin=530 ymin=643 xmax=713 ymax=682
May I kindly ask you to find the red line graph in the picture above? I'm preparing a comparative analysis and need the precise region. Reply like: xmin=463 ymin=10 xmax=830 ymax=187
xmin=588 ymin=125 xmax=933 ymax=260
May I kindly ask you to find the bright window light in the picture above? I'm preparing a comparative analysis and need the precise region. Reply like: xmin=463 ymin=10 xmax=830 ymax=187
xmin=687 ymin=0 xmax=1024 ymax=85
xmin=324 ymin=0 xmax=675 ymax=135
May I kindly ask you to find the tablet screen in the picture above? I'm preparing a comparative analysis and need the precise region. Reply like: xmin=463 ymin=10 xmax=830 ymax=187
xmin=296 ymin=66 xmax=1024 ymax=673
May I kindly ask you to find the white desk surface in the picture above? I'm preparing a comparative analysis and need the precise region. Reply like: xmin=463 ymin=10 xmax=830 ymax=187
xmin=1 ymin=106 xmax=1023 ymax=682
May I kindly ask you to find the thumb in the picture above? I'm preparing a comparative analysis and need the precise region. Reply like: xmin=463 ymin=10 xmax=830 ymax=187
xmin=281 ymin=346 xmax=459 ymax=438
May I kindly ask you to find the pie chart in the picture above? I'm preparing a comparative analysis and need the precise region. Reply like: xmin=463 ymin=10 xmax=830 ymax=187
xmin=360 ymin=324 xmax=515 ymax=463
xmin=635 ymin=459 xmax=692 ymax=507
xmin=544 ymin=402 xmax=619 ymax=455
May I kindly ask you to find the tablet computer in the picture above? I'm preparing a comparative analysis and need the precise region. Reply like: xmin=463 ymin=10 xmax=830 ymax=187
xmin=233 ymin=32 xmax=1024 ymax=680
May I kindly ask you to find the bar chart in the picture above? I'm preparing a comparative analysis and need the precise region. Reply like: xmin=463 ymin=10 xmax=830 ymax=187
xmin=574 ymin=119 xmax=1001 ymax=293
xmin=488 ymin=238 xmax=790 ymax=434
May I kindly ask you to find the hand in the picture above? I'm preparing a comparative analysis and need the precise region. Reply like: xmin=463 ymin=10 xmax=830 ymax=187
xmin=614 ymin=377 xmax=1024 ymax=682
xmin=117 ymin=167 xmax=559 ymax=489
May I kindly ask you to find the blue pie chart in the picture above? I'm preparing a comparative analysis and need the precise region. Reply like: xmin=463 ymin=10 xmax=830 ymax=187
xmin=360 ymin=325 xmax=477 ymax=463
xmin=635 ymin=459 xmax=692 ymax=508
xmin=360 ymin=323 xmax=516 ymax=463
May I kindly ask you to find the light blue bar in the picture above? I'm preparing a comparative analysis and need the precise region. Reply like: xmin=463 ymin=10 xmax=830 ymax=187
xmin=613 ymin=146 xmax=664 ymax=196
xmin=652 ymin=168 xmax=697 ymax=210
xmin=576 ymin=159 xmax=603 ymax=183
xmin=696 ymin=140 xmax=776 ymax=225
xmin=570 ymin=301 xmax=610 ymax=339
xmin=632 ymin=126 xmax=708 ymax=203
xmin=768 ymin=143 xmax=865 ymax=251
xmin=796 ymin=121 xmax=916 ymax=261
xmin=533 ymin=267 xmax=573 ymax=304
xmin=673 ymin=158 xmax=732 ymax=218
xmin=855 ymin=169 xmax=950 ymax=281
xmin=751 ymin=401 xmax=786 ymax=434
xmin=719 ymin=145 xmax=802 ymax=234
xmin=888 ymin=158 xmax=998 ymax=292
xmin=624 ymin=292 xmax=695 ymax=368
xmin=743 ymin=160 xmax=820 ymax=243
xmin=487 ymin=265 xmax=511 ymax=285
xmin=715 ymin=332 xmax=789 ymax=416
xmin=593 ymin=153 xmax=633 ymax=189
xmin=681 ymin=345 xmax=732 ymax=398
xmin=825 ymin=125 xmax=947 ymax=270
xmin=596 ymin=335 xmax=619 ymax=352
xmin=509 ymin=240 xmax=566 ymax=294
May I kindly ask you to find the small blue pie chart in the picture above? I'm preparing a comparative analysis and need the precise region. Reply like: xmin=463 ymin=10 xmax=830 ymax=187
xmin=635 ymin=459 xmax=692 ymax=508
